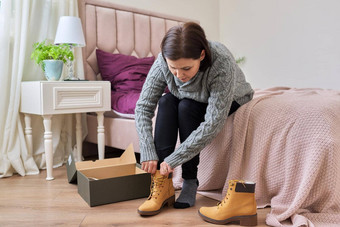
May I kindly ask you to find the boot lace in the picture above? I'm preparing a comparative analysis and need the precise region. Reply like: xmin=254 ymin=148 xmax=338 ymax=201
xmin=147 ymin=175 xmax=166 ymax=200
xmin=217 ymin=180 xmax=246 ymax=209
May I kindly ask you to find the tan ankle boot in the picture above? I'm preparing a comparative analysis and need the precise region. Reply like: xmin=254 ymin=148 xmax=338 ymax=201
xmin=198 ymin=180 xmax=257 ymax=226
xmin=137 ymin=170 xmax=175 ymax=216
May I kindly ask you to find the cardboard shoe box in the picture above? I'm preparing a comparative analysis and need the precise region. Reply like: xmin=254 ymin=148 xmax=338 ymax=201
xmin=66 ymin=144 xmax=151 ymax=207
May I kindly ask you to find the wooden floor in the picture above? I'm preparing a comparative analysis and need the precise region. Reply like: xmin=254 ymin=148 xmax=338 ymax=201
xmin=0 ymin=166 xmax=270 ymax=227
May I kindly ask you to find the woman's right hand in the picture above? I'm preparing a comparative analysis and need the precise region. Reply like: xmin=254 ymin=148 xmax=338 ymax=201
xmin=141 ymin=160 xmax=158 ymax=174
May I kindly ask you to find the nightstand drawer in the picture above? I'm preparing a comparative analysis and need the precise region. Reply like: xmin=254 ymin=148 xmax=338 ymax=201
xmin=53 ymin=86 xmax=104 ymax=110
xmin=21 ymin=81 xmax=111 ymax=115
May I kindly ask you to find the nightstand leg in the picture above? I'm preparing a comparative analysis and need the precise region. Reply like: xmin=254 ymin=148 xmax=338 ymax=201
xmin=75 ymin=113 xmax=82 ymax=161
xmin=97 ymin=111 xmax=105 ymax=160
xmin=43 ymin=115 xmax=54 ymax=180
xmin=24 ymin=114 xmax=33 ymax=156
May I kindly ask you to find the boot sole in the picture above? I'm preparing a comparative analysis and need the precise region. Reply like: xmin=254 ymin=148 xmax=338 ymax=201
xmin=138 ymin=195 xmax=175 ymax=216
xmin=198 ymin=210 xmax=257 ymax=226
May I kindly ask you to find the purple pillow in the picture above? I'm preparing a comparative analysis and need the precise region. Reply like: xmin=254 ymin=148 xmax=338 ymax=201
xmin=96 ymin=49 xmax=155 ymax=114
xmin=111 ymin=91 xmax=141 ymax=115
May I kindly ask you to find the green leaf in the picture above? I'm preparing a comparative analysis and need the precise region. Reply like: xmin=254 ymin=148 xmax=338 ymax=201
xmin=236 ymin=56 xmax=246 ymax=65
xmin=31 ymin=40 xmax=74 ymax=69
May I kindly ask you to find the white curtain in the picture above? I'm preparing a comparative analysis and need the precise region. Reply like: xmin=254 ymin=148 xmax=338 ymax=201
xmin=0 ymin=0 xmax=85 ymax=178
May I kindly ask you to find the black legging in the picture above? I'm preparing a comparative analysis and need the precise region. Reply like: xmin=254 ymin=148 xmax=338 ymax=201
xmin=154 ymin=93 xmax=240 ymax=180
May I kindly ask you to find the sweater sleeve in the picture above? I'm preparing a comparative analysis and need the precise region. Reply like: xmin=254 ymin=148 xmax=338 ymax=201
xmin=135 ymin=57 xmax=167 ymax=163
xmin=164 ymin=59 xmax=236 ymax=169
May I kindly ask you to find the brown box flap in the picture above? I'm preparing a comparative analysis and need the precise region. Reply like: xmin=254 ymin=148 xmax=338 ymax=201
xmin=75 ymin=144 xmax=136 ymax=171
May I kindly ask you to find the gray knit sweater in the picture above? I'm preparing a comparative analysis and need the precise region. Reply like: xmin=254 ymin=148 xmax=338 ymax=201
xmin=135 ymin=41 xmax=254 ymax=168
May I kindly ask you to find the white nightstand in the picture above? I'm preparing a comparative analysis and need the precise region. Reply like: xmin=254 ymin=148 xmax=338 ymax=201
xmin=20 ymin=81 xmax=111 ymax=180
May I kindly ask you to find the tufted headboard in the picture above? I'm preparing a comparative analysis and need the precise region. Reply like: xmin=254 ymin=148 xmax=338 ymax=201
xmin=78 ymin=0 xmax=195 ymax=80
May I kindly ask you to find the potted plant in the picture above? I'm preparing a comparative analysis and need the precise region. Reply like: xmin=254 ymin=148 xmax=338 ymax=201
xmin=31 ymin=40 xmax=74 ymax=81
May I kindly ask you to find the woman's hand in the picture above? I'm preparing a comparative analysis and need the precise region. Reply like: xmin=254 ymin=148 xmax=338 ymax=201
xmin=160 ymin=161 xmax=174 ymax=176
xmin=141 ymin=160 xmax=158 ymax=174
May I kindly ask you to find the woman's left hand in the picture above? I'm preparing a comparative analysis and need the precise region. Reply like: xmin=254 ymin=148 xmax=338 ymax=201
xmin=160 ymin=161 xmax=174 ymax=176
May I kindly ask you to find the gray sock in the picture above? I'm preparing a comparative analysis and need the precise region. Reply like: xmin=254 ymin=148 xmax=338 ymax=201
xmin=174 ymin=179 xmax=198 ymax=209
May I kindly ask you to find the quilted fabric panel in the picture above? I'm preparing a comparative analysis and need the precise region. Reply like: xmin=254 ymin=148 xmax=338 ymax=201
xmin=80 ymin=1 xmax=193 ymax=80
xmin=96 ymin=7 xmax=117 ymax=53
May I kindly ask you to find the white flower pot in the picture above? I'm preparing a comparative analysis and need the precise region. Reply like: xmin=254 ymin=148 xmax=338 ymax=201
xmin=42 ymin=60 xmax=63 ymax=81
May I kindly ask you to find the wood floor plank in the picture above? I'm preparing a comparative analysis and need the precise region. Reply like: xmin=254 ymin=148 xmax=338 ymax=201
xmin=0 ymin=166 xmax=270 ymax=226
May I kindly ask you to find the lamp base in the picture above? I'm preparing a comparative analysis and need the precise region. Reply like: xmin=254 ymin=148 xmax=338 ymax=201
xmin=64 ymin=79 xmax=88 ymax=81
xmin=64 ymin=76 xmax=80 ymax=81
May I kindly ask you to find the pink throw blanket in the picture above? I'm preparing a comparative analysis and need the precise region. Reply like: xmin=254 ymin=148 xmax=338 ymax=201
xmin=173 ymin=87 xmax=340 ymax=227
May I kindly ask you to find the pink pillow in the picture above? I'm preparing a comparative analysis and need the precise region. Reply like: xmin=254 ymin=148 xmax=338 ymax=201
xmin=96 ymin=49 xmax=155 ymax=114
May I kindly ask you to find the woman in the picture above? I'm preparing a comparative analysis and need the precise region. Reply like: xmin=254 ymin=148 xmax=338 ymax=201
xmin=135 ymin=22 xmax=253 ymax=216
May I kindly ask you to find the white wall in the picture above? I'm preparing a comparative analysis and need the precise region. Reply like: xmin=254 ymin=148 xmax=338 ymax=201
xmin=106 ymin=0 xmax=220 ymax=41
xmin=220 ymin=0 xmax=340 ymax=89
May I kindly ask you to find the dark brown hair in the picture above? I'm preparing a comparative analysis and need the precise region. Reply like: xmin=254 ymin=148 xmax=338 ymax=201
xmin=161 ymin=22 xmax=212 ymax=71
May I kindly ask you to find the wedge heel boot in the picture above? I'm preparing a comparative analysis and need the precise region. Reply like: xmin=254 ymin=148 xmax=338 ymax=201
xmin=199 ymin=180 xmax=257 ymax=226
xmin=138 ymin=170 xmax=175 ymax=216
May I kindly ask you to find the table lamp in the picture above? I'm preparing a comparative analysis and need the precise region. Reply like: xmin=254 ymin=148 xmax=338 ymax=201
xmin=54 ymin=16 xmax=86 ymax=80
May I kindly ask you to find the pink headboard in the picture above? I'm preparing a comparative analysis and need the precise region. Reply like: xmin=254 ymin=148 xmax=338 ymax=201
xmin=78 ymin=0 xmax=195 ymax=80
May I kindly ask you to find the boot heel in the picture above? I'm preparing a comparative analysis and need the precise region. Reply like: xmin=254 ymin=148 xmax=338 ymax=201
xmin=166 ymin=195 xmax=175 ymax=207
xmin=239 ymin=214 xmax=257 ymax=226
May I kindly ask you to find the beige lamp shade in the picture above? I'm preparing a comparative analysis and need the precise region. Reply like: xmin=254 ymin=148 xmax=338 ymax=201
xmin=54 ymin=16 xmax=85 ymax=46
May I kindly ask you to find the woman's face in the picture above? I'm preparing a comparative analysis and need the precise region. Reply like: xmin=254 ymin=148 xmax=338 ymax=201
xmin=166 ymin=51 xmax=205 ymax=83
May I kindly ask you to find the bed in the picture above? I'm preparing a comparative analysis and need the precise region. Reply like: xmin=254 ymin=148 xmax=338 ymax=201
xmin=78 ymin=0 xmax=340 ymax=226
